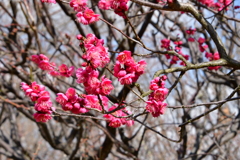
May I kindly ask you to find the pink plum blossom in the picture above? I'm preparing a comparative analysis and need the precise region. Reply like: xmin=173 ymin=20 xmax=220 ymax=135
xmin=34 ymin=96 xmax=52 ymax=112
xmin=207 ymin=52 xmax=221 ymax=70
xmin=99 ymin=76 xmax=114 ymax=95
xmin=198 ymin=37 xmax=206 ymax=44
xmin=77 ymin=34 xmax=109 ymax=69
xmin=85 ymin=95 xmax=109 ymax=111
xmin=31 ymin=54 xmax=74 ymax=77
xmin=58 ymin=64 xmax=75 ymax=77
xmin=161 ymin=39 xmax=171 ymax=49
xmin=113 ymin=51 xmax=146 ymax=85
xmin=117 ymin=50 xmax=132 ymax=63
xmin=76 ymin=8 xmax=100 ymax=25
xmin=153 ymin=88 xmax=169 ymax=102
xmin=104 ymin=105 xmax=134 ymax=128
xmin=186 ymin=28 xmax=196 ymax=35
xmin=146 ymin=76 xmax=168 ymax=117
xmin=56 ymin=93 xmax=68 ymax=106
xmin=56 ymin=88 xmax=90 ymax=114
xmin=188 ymin=37 xmax=195 ymax=42
xmin=146 ymin=100 xmax=167 ymax=117
xmin=98 ymin=0 xmax=111 ymax=10
xmin=34 ymin=112 xmax=52 ymax=123
xmin=98 ymin=0 xmax=129 ymax=18
xmin=21 ymin=81 xmax=53 ymax=122
xmin=76 ymin=66 xmax=113 ymax=95
xmin=70 ymin=0 xmax=87 ymax=12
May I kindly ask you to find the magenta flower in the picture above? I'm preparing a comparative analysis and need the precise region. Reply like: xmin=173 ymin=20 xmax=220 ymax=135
xmin=113 ymin=51 xmax=146 ymax=85
xmin=207 ymin=52 xmax=221 ymax=70
xmin=117 ymin=50 xmax=132 ymax=63
xmin=109 ymin=118 xmax=122 ymax=128
xmin=146 ymin=76 xmax=168 ymax=117
xmin=213 ymin=52 xmax=220 ymax=60
xmin=31 ymin=54 xmax=49 ymax=65
xmin=71 ymin=98 xmax=89 ymax=114
xmin=77 ymin=34 xmax=109 ymax=69
xmin=76 ymin=66 xmax=113 ymax=95
xmin=85 ymin=76 xmax=101 ymax=94
xmin=161 ymin=39 xmax=171 ymax=49
xmin=119 ymin=73 xmax=135 ymax=85
xmin=99 ymin=76 xmax=114 ymax=95
xmin=34 ymin=100 xmax=52 ymax=113
xmin=98 ymin=0 xmax=111 ymax=10
xmin=234 ymin=6 xmax=240 ymax=9
xmin=38 ymin=60 xmax=54 ymax=71
xmin=33 ymin=112 xmax=52 ymax=123
xmin=76 ymin=68 xmax=88 ymax=84
xmin=59 ymin=64 xmax=75 ymax=77
xmin=62 ymin=102 xmax=73 ymax=111
xmin=85 ymin=46 xmax=110 ymax=68
xmin=150 ymin=77 xmax=166 ymax=90
xmin=153 ymin=88 xmax=169 ymax=102
xmin=21 ymin=82 xmax=46 ymax=101
xmin=76 ymin=8 xmax=100 ymax=25
xmin=110 ymin=0 xmax=129 ymax=18
xmin=187 ymin=37 xmax=195 ymax=42
xmin=186 ymin=28 xmax=196 ymax=35
xmin=98 ymin=0 xmax=129 ymax=18
xmin=21 ymin=81 xmax=53 ymax=122
xmin=31 ymin=54 xmax=75 ymax=77
xmin=84 ymin=34 xmax=104 ymax=47
xmin=146 ymin=100 xmax=167 ymax=117
xmin=104 ymin=106 xmax=134 ymax=128
xmin=56 ymin=93 xmax=68 ymax=106
xmin=199 ymin=44 xmax=208 ymax=52
xmin=84 ymin=95 xmax=108 ymax=111
xmin=71 ymin=103 xmax=88 ymax=114
xmin=70 ymin=0 xmax=87 ymax=12
xmin=136 ymin=60 xmax=147 ymax=74
xmin=198 ymin=37 xmax=206 ymax=44
xmin=174 ymin=41 xmax=183 ymax=46
xmin=56 ymin=88 xmax=90 ymax=114
xmin=66 ymin=88 xmax=77 ymax=100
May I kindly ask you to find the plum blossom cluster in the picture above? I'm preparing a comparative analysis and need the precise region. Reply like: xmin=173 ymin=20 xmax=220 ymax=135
xmin=197 ymin=37 xmax=221 ymax=70
xmin=197 ymin=0 xmax=232 ymax=11
xmin=186 ymin=28 xmax=197 ymax=42
xmin=104 ymin=105 xmax=134 ymax=128
xmin=56 ymin=88 xmax=88 ymax=114
xmin=146 ymin=76 xmax=168 ymax=117
xmin=24 ymin=32 xmax=145 ymax=127
xmin=40 ymin=0 xmax=100 ymax=25
xmin=205 ymin=52 xmax=221 ymax=70
xmin=198 ymin=37 xmax=209 ymax=53
xmin=69 ymin=0 xmax=99 ymax=25
xmin=21 ymin=82 xmax=53 ymax=122
xmin=75 ymin=34 xmax=135 ymax=128
xmin=76 ymin=34 xmax=113 ymax=95
xmin=113 ymin=50 xmax=146 ymax=85
xmin=56 ymin=87 xmax=110 ymax=113
xmin=98 ymin=0 xmax=129 ymax=18
xmin=160 ymin=39 xmax=189 ymax=65
xmin=77 ymin=66 xmax=114 ymax=95
xmin=77 ymin=34 xmax=110 ymax=69
xmin=56 ymin=86 xmax=133 ymax=128
xmin=41 ymin=0 xmax=129 ymax=21
xmin=31 ymin=54 xmax=74 ymax=77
